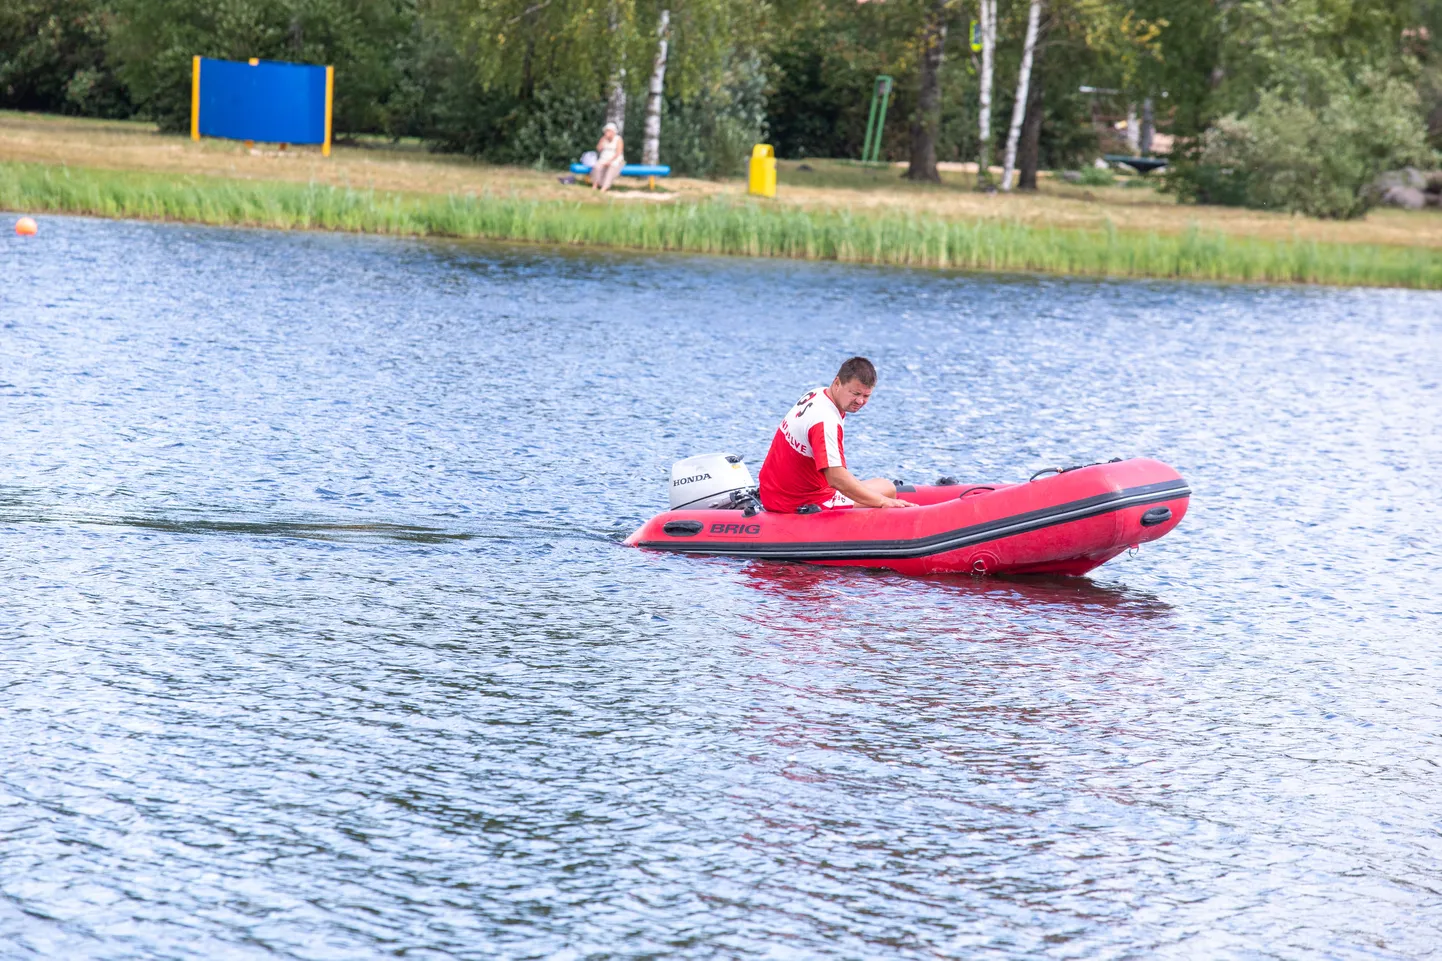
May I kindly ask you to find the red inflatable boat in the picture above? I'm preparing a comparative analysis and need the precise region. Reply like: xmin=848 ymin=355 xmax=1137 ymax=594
xmin=626 ymin=457 xmax=1189 ymax=576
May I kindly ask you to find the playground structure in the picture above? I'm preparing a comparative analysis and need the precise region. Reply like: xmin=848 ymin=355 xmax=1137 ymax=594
xmin=860 ymin=76 xmax=893 ymax=165
xmin=190 ymin=56 xmax=334 ymax=155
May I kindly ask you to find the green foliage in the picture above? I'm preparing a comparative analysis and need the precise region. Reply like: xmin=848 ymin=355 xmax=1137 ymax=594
xmin=1172 ymin=69 xmax=1434 ymax=219
xmin=4 ymin=0 xmax=1439 ymax=208
xmin=766 ymin=29 xmax=874 ymax=160
xmin=658 ymin=53 xmax=768 ymax=177
xmin=7 ymin=161 xmax=1442 ymax=289
xmin=406 ymin=0 xmax=766 ymax=175
xmin=0 ymin=0 xmax=131 ymax=117
xmin=426 ymin=77 xmax=602 ymax=168
xmin=1423 ymin=61 xmax=1442 ymax=151
xmin=762 ymin=0 xmax=924 ymax=163
xmin=1131 ymin=0 xmax=1218 ymax=138
xmin=1076 ymin=165 xmax=1114 ymax=186
xmin=109 ymin=0 xmax=414 ymax=133
xmin=422 ymin=24 xmax=764 ymax=178
xmin=1212 ymin=0 xmax=1414 ymax=115
xmin=1150 ymin=0 xmax=1441 ymax=216
xmin=507 ymin=89 xmax=610 ymax=170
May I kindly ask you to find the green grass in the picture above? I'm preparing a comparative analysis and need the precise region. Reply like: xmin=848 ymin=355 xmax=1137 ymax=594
xmin=4 ymin=161 xmax=1440 ymax=288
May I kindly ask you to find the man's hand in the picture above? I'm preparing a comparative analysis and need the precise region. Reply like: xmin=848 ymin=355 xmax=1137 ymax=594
xmin=822 ymin=466 xmax=916 ymax=509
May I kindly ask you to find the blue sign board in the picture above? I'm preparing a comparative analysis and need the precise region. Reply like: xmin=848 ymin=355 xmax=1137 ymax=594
xmin=193 ymin=57 xmax=332 ymax=148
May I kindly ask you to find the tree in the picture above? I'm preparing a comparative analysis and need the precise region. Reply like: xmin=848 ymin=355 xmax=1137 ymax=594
xmin=422 ymin=0 xmax=763 ymax=171
xmin=905 ymin=0 xmax=949 ymax=181
xmin=1015 ymin=4 xmax=1053 ymax=190
xmin=1016 ymin=55 xmax=1044 ymax=188
xmin=109 ymin=0 xmax=413 ymax=133
xmin=604 ymin=1 xmax=630 ymax=134
xmin=1159 ymin=0 xmax=1434 ymax=217
xmin=0 ymin=0 xmax=130 ymax=117
xmin=1000 ymin=0 xmax=1041 ymax=189
xmin=641 ymin=9 xmax=669 ymax=165
xmin=976 ymin=0 xmax=996 ymax=185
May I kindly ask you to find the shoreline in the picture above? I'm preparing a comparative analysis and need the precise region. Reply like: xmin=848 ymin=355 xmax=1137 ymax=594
xmin=5 ymin=161 xmax=1441 ymax=289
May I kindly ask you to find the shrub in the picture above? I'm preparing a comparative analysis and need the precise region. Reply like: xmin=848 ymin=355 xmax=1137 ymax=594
xmin=0 ymin=0 xmax=131 ymax=117
xmin=506 ymin=88 xmax=608 ymax=170
xmin=1170 ymin=69 xmax=1435 ymax=219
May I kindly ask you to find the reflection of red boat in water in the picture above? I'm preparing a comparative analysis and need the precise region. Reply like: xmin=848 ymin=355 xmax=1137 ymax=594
xmin=626 ymin=457 xmax=1189 ymax=577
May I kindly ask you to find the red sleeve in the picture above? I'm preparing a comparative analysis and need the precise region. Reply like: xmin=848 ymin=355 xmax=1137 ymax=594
xmin=808 ymin=421 xmax=843 ymax=470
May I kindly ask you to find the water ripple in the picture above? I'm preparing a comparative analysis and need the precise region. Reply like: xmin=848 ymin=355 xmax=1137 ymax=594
xmin=0 ymin=216 xmax=1439 ymax=958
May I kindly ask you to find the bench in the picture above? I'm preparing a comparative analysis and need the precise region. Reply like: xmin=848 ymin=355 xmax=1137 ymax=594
xmin=570 ymin=163 xmax=672 ymax=190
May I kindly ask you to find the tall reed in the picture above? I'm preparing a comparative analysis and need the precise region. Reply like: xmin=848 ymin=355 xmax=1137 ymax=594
xmin=4 ymin=162 xmax=1438 ymax=288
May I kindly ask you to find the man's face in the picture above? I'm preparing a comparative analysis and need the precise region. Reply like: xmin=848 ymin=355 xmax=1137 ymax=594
xmin=830 ymin=377 xmax=873 ymax=414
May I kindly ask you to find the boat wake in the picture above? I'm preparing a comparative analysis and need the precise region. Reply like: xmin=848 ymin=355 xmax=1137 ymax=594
xmin=0 ymin=490 xmax=625 ymax=547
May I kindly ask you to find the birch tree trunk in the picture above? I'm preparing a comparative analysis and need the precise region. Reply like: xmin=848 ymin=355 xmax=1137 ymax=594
xmin=976 ymin=0 xmax=997 ymax=186
xmin=1140 ymin=96 xmax=1154 ymax=155
xmin=606 ymin=75 xmax=627 ymax=135
xmin=641 ymin=10 xmax=669 ymax=166
xmin=1125 ymin=103 xmax=1139 ymax=154
xmin=605 ymin=4 xmax=627 ymax=135
xmin=1000 ymin=0 xmax=1042 ymax=191
xmin=905 ymin=0 xmax=948 ymax=182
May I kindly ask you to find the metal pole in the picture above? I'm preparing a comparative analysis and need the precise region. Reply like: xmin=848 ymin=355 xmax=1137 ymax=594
xmin=869 ymin=76 xmax=893 ymax=163
xmin=861 ymin=79 xmax=882 ymax=164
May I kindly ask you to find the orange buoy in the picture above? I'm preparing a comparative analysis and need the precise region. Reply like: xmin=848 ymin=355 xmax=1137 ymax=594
xmin=15 ymin=216 xmax=37 ymax=236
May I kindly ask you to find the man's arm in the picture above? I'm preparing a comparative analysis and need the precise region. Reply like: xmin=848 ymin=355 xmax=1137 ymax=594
xmin=822 ymin=466 xmax=914 ymax=508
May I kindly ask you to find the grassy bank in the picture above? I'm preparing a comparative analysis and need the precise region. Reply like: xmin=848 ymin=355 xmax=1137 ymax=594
xmin=5 ymin=161 xmax=1441 ymax=288
xmin=10 ymin=111 xmax=1442 ymax=250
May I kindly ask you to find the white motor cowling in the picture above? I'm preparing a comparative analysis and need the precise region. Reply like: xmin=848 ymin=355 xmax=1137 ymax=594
xmin=669 ymin=452 xmax=756 ymax=510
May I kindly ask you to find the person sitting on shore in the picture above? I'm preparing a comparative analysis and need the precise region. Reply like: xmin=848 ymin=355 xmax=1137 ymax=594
xmin=758 ymin=356 xmax=914 ymax=513
xmin=592 ymin=123 xmax=625 ymax=192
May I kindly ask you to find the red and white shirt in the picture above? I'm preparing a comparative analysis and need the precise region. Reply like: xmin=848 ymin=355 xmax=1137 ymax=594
xmin=759 ymin=387 xmax=847 ymax=513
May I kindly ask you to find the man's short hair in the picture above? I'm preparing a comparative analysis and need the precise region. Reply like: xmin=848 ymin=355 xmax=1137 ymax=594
xmin=836 ymin=356 xmax=877 ymax=387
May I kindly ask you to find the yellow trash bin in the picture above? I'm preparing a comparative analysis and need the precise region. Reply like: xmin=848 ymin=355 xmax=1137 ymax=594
xmin=748 ymin=144 xmax=776 ymax=198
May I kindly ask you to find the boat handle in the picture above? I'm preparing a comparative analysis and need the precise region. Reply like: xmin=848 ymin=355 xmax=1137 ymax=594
xmin=1032 ymin=461 xmax=1095 ymax=479
xmin=663 ymin=520 xmax=704 ymax=536
xmin=1140 ymin=507 xmax=1172 ymax=527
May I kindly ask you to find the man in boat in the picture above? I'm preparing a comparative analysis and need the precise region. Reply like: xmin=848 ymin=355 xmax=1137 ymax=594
xmin=758 ymin=356 xmax=915 ymax=513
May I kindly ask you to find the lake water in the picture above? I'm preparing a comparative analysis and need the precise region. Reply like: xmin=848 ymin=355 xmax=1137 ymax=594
xmin=2 ymin=216 xmax=1439 ymax=959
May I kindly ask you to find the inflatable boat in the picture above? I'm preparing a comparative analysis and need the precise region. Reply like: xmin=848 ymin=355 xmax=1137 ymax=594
xmin=626 ymin=454 xmax=1189 ymax=576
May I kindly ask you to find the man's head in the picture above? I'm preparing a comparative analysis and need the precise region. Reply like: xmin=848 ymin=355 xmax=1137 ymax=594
xmin=828 ymin=356 xmax=877 ymax=414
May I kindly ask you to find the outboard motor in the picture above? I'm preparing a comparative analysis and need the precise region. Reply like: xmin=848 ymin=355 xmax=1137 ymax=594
xmin=669 ymin=453 xmax=757 ymax=510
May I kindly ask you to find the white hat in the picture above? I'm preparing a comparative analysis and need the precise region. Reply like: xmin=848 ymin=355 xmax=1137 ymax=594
xmin=603 ymin=122 xmax=618 ymax=132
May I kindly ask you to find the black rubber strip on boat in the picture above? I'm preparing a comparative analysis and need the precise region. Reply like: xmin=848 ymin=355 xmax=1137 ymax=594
xmin=636 ymin=478 xmax=1191 ymax=560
